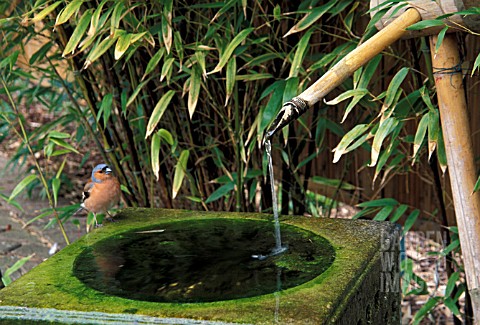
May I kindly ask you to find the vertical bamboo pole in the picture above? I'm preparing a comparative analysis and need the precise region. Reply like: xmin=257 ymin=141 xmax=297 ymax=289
xmin=430 ymin=33 xmax=480 ymax=321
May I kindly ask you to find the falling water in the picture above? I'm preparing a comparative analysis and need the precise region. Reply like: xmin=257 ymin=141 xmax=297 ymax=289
xmin=252 ymin=140 xmax=287 ymax=260
xmin=266 ymin=140 xmax=287 ymax=255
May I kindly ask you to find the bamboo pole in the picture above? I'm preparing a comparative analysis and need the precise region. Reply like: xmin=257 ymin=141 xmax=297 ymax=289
xmin=430 ymin=33 xmax=480 ymax=321
xmin=265 ymin=8 xmax=422 ymax=139
xmin=298 ymin=7 xmax=421 ymax=106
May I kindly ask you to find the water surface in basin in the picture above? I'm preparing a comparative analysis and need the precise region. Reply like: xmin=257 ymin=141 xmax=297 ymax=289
xmin=74 ymin=218 xmax=335 ymax=303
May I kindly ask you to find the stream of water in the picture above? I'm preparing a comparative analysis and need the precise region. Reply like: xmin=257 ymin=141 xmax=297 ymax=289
xmin=252 ymin=140 xmax=287 ymax=260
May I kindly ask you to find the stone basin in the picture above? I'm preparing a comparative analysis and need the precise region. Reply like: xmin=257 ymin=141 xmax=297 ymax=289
xmin=0 ymin=208 xmax=401 ymax=324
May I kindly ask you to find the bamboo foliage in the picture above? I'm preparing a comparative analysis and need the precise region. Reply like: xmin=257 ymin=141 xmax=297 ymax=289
xmin=0 ymin=0 xmax=462 ymax=214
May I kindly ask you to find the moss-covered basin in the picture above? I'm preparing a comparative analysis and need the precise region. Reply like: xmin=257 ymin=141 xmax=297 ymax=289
xmin=0 ymin=208 xmax=401 ymax=324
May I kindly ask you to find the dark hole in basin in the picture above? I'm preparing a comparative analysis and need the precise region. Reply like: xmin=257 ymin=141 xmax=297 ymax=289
xmin=73 ymin=218 xmax=335 ymax=303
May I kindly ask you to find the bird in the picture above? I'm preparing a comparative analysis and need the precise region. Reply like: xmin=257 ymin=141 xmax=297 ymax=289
xmin=80 ymin=163 xmax=121 ymax=228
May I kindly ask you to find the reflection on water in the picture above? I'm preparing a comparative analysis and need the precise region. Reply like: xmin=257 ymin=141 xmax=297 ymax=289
xmin=74 ymin=219 xmax=335 ymax=303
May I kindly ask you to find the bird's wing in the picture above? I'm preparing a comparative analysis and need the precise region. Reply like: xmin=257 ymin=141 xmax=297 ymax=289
xmin=83 ymin=180 xmax=94 ymax=201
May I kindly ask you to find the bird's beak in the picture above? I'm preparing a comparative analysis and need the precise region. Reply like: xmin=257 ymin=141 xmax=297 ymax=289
xmin=104 ymin=167 xmax=112 ymax=174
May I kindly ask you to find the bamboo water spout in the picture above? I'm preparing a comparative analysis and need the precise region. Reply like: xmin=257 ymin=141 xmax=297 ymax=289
xmin=264 ymin=0 xmax=478 ymax=140
xmin=264 ymin=7 xmax=422 ymax=140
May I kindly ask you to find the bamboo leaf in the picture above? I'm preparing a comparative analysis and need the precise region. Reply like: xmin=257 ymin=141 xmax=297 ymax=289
xmin=435 ymin=26 xmax=449 ymax=54
xmin=31 ymin=1 xmax=63 ymax=23
xmin=283 ymin=77 xmax=299 ymax=104
xmin=188 ymin=65 xmax=201 ymax=119
xmin=437 ymin=128 xmax=447 ymax=174
xmin=273 ymin=5 xmax=281 ymax=20
xmin=151 ymin=132 xmax=161 ymax=180
xmin=162 ymin=0 xmax=173 ymax=53
xmin=225 ymin=57 xmax=236 ymax=106
xmin=160 ymin=57 xmax=175 ymax=82
xmin=289 ymin=29 xmax=313 ymax=78
xmin=370 ymin=118 xmax=399 ymax=167
xmin=472 ymin=52 xmax=480 ymax=76
xmin=427 ymin=109 xmax=439 ymax=160
xmin=52 ymin=178 xmax=60 ymax=207
xmin=243 ymin=53 xmax=280 ymax=69
xmin=283 ymin=0 xmax=337 ymax=37
xmin=358 ymin=55 xmax=382 ymax=89
xmin=407 ymin=19 xmax=445 ymax=31
xmin=445 ymin=272 xmax=460 ymax=297
xmin=310 ymin=176 xmax=357 ymax=190
xmin=373 ymin=205 xmax=394 ymax=221
xmin=115 ymin=32 xmax=132 ymax=60
xmin=403 ymin=209 xmax=420 ymax=235
xmin=86 ymin=0 xmax=109 ymax=38
xmin=443 ymin=239 xmax=460 ymax=256
xmin=444 ymin=297 xmax=460 ymax=316
xmin=157 ymin=129 xmax=174 ymax=146
xmin=83 ymin=35 xmax=118 ymax=70
xmin=2 ymin=255 xmax=33 ymax=286
xmin=195 ymin=51 xmax=207 ymax=78
xmin=172 ymin=150 xmax=189 ymax=199
xmin=145 ymin=90 xmax=176 ymax=138
xmin=332 ymin=124 xmax=370 ymax=163
xmin=210 ymin=0 xmax=237 ymax=23
xmin=208 ymin=27 xmax=254 ymax=75
xmin=325 ymin=89 xmax=369 ymax=106
xmin=235 ymin=73 xmax=272 ymax=81
xmin=390 ymin=204 xmax=408 ymax=223
xmin=97 ymin=93 xmax=113 ymax=128
xmin=259 ymin=80 xmax=285 ymax=137
xmin=0 ymin=193 xmax=23 ymax=212
xmin=130 ymin=31 xmax=147 ymax=44
xmin=205 ymin=182 xmax=235 ymax=203
xmin=110 ymin=1 xmax=125 ymax=36
xmin=474 ymin=175 xmax=480 ymax=193
xmin=357 ymin=198 xmax=398 ymax=208
xmin=326 ymin=89 xmax=369 ymax=123
xmin=9 ymin=174 xmax=37 ymax=201
xmin=142 ymin=48 xmax=165 ymax=81
xmin=412 ymin=296 xmax=441 ymax=325
xmin=29 ymin=43 xmax=53 ymax=65
xmin=174 ymin=31 xmax=183 ymax=67
xmin=126 ymin=79 xmax=149 ymax=107
xmin=412 ymin=112 xmax=429 ymax=161
xmin=384 ymin=67 xmax=409 ymax=109
xmin=49 ymin=138 xmax=80 ymax=154
xmin=62 ymin=9 xmax=92 ymax=57
xmin=55 ymin=0 xmax=84 ymax=26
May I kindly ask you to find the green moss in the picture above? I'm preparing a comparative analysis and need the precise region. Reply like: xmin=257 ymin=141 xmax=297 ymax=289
xmin=0 ymin=208 xmax=400 ymax=324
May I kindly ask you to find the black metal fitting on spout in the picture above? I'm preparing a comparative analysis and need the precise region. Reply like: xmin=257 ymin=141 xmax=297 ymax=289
xmin=263 ymin=97 xmax=308 ymax=143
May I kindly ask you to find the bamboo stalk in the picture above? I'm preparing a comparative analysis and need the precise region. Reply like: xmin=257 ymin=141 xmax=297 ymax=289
xmin=299 ymin=8 xmax=421 ymax=105
xmin=265 ymin=8 xmax=422 ymax=139
xmin=430 ymin=33 xmax=480 ymax=321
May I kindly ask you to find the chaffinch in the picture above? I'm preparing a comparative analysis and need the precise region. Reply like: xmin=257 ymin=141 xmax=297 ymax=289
xmin=81 ymin=163 xmax=121 ymax=227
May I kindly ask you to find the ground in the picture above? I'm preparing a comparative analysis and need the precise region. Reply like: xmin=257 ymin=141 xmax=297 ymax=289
xmin=0 ymin=152 xmax=87 ymax=283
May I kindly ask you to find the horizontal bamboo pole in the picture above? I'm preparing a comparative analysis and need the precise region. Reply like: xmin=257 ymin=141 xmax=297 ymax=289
xmin=430 ymin=33 xmax=480 ymax=321
xmin=298 ymin=8 xmax=421 ymax=106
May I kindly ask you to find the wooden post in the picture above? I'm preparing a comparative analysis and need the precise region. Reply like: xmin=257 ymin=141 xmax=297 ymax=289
xmin=430 ymin=33 xmax=480 ymax=321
